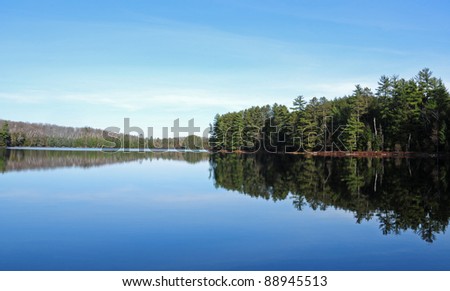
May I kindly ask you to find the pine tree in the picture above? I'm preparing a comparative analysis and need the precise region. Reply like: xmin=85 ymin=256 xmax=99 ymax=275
xmin=318 ymin=97 xmax=333 ymax=150
xmin=210 ymin=114 xmax=224 ymax=151
xmin=301 ymin=97 xmax=320 ymax=151
xmin=426 ymin=78 xmax=450 ymax=152
xmin=290 ymin=95 xmax=306 ymax=150
xmin=376 ymin=75 xmax=393 ymax=99
xmin=343 ymin=115 xmax=364 ymax=151
xmin=291 ymin=95 xmax=306 ymax=111
xmin=266 ymin=104 xmax=292 ymax=152
xmin=230 ymin=112 xmax=244 ymax=151
xmin=241 ymin=106 xmax=267 ymax=152
xmin=0 ymin=121 xmax=11 ymax=147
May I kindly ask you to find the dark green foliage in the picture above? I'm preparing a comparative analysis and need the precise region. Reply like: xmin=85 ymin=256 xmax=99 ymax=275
xmin=299 ymin=97 xmax=320 ymax=151
xmin=210 ymin=69 xmax=450 ymax=153
xmin=211 ymin=106 xmax=271 ymax=152
xmin=0 ymin=121 xmax=11 ymax=147
xmin=0 ymin=148 xmax=8 ymax=173
xmin=182 ymin=135 xmax=203 ymax=149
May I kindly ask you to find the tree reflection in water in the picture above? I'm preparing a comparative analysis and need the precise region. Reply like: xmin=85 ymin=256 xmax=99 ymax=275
xmin=2 ymin=149 xmax=449 ymax=243
xmin=0 ymin=148 xmax=209 ymax=173
xmin=210 ymin=153 xmax=450 ymax=243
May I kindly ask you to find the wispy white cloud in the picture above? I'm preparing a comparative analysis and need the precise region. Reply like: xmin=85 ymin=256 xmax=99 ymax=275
xmin=61 ymin=89 xmax=262 ymax=112
xmin=0 ymin=91 xmax=47 ymax=104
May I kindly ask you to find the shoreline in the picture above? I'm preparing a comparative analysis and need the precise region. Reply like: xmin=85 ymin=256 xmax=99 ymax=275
xmin=214 ymin=149 xmax=448 ymax=158
xmin=2 ymin=146 xmax=449 ymax=158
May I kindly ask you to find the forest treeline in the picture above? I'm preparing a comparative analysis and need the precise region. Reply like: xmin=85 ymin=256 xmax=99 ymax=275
xmin=0 ymin=120 xmax=208 ymax=149
xmin=210 ymin=69 xmax=450 ymax=153
xmin=2 ymin=68 xmax=449 ymax=153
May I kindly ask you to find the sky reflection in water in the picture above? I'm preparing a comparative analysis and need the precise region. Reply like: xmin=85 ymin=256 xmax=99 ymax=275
xmin=0 ymin=149 xmax=450 ymax=270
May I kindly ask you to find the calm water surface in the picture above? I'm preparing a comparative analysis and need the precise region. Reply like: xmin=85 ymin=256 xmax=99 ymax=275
xmin=1 ymin=149 xmax=450 ymax=270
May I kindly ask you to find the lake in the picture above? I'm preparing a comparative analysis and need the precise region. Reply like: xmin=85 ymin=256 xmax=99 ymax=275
xmin=1 ymin=148 xmax=450 ymax=270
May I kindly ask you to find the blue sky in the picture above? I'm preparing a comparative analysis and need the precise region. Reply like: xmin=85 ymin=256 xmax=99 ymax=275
xmin=1 ymin=0 xmax=449 ymax=136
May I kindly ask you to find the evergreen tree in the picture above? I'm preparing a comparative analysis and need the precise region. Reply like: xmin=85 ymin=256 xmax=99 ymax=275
xmin=183 ymin=135 xmax=203 ymax=149
xmin=301 ymin=97 xmax=320 ymax=151
xmin=425 ymin=77 xmax=450 ymax=152
xmin=241 ymin=106 xmax=267 ymax=152
xmin=230 ymin=112 xmax=244 ymax=151
xmin=210 ymin=114 xmax=224 ymax=151
xmin=271 ymin=103 xmax=292 ymax=152
xmin=376 ymin=75 xmax=393 ymax=99
xmin=290 ymin=95 xmax=306 ymax=150
xmin=318 ymin=97 xmax=333 ymax=150
xmin=342 ymin=86 xmax=371 ymax=151
xmin=0 ymin=121 xmax=11 ymax=147
xmin=291 ymin=95 xmax=306 ymax=111
xmin=208 ymin=68 xmax=450 ymax=154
